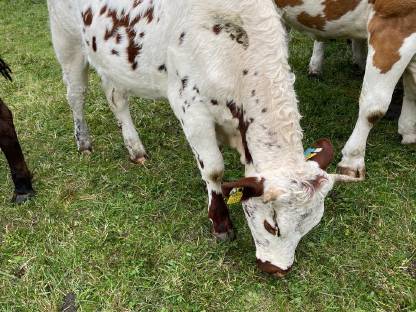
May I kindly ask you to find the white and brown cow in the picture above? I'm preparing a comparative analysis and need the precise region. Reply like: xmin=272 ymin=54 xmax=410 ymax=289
xmin=47 ymin=0 xmax=357 ymax=276
xmin=275 ymin=0 xmax=416 ymax=178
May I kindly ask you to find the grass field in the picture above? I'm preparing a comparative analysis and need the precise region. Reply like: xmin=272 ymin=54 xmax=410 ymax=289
xmin=0 ymin=1 xmax=415 ymax=311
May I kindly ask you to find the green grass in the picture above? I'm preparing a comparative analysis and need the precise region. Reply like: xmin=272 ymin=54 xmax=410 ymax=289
xmin=0 ymin=1 xmax=415 ymax=311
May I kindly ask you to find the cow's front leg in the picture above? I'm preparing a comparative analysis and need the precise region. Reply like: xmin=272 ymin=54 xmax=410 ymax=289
xmin=102 ymin=80 xmax=147 ymax=164
xmin=337 ymin=43 xmax=415 ymax=178
xmin=398 ymin=62 xmax=416 ymax=144
xmin=167 ymin=89 xmax=235 ymax=241
xmin=308 ymin=40 xmax=325 ymax=76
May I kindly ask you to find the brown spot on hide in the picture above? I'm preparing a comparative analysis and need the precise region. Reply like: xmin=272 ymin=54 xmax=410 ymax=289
xmin=82 ymin=7 xmax=93 ymax=26
xmin=367 ymin=111 xmax=384 ymax=124
xmin=111 ymin=49 xmax=119 ymax=55
xmin=297 ymin=12 xmax=326 ymax=30
xmin=372 ymin=0 xmax=416 ymax=17
xmin=104 ymin=6 xmax=154 ymax=70
xmin=292 ymin=0 xmax=361 ymax=31
xmin=369 ymin=10 xmax=416 ymax=73
xmin=275 ymin=0 xmax=304 ymax=8
xmin=92 ymin=36 xmax=97 ymax=51
xmin=226 ymin=101 xmax=253 ymax=164
xmin=100 ymin=5 xmax=107 ymax=15
xmin=179 ymin=32 xmax=185 ymax=44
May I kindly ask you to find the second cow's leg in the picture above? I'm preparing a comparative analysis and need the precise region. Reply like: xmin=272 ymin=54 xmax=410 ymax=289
xmin=351 ymin=39 xmax=367 ymax=72
xmin=398 ymin=62 xmax=416 ymax=144
xmin=0 ymin=99 xmax=34 ymax=203
xmin=308 ymin=40 xmax=325 ymax=76
xmin=337 ymin=45 xmax=415 ymax=178
xmin=102 ymin=79 xmax=148 ymax=164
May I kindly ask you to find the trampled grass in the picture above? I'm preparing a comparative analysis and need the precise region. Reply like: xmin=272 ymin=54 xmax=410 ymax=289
xmin=0 ymin=1 xmax=415 ymax=311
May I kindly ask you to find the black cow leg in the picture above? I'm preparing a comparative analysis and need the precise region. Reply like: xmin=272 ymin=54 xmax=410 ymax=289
xmin=0 ymin=99 xmax=34 ymax=203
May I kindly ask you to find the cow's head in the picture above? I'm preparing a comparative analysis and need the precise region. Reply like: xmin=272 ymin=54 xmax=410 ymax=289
xmin=222 ymin=139 xmax=359 ymax=277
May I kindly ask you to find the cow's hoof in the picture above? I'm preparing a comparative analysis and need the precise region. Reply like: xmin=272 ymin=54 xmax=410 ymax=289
xmin=213 ymin=228 xmax=236 ymax=241
xmin=401 ymin=134 xmax=416 ymax=146
xmin=79 ymin=146 xmax=92 ymax=155
xmin=130 ymin=153 xmax=148 ymax=165
xmin=308 ymin=70 xmax=321 ymax=78
xmin=336 ymin=166 xmax=366 ymax=180
xmin=12 ymin=191 xmax=35 ymax=204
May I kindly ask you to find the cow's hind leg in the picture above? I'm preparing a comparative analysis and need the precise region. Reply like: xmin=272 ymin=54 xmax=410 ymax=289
xmin=308 ymin=41 xmax=325 ymax=76
xmin=351 ymin=39 xmax=367 ymax=72
xmin=102 ymin=80 xmax=147 ymax=163
xmin=50 ymin=18 xmax=91 ymax=153
xmin=0 ymin=99 xmax=34 ymax=203
xmin=167 ymin=79 xmax=235 ymax=241
xmin=337 ymin=43 xmax=416 ymax=178
xmin=398 ymin=61 xmax=416 ymax=144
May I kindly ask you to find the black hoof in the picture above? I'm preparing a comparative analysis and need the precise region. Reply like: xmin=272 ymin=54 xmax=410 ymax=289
xmin=12 ymin=191 xmax=35 ymax=204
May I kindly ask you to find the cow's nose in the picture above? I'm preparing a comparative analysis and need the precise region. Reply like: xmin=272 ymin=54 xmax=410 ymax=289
xmin=256 ymin=259 xmax=292 ymax=278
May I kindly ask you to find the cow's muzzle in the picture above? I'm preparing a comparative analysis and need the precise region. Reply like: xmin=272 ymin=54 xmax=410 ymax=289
xmin=256 ymin=259 xmax=292 ymax=278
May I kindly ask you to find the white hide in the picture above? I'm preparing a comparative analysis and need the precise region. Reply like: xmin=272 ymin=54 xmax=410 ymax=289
xmin=48 ymin=0 xmax=335 ymax=271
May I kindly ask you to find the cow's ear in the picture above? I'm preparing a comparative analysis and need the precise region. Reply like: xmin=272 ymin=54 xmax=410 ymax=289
xmin=308 ymin=138 xmax=334 ymax=170
xmin=222 ymin=177 xmax=264 ymax=200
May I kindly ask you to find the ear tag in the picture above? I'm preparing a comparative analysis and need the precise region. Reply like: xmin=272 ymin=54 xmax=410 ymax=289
xmin=304 ymin=147 xmax=323 ymax=160
xmin=226 ymin=187 xmax=244 ymax=205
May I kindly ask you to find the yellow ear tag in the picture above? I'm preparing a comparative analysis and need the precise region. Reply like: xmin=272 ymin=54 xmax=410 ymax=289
xmin=227 ymin=187 xmax=244 ymax=205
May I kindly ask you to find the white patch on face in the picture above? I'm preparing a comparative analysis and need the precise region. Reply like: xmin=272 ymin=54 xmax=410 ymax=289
xmin=243 ymin=173 xmax=332 ymax=270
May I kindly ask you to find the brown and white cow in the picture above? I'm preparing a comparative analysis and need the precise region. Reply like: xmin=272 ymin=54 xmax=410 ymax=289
xmin=275 ymin=0 xmax=416 ymax=178
xmin=0 ymin=58 xmax=35 ymax=203
xmin=47 ymin=0 xmax=358 ymax=276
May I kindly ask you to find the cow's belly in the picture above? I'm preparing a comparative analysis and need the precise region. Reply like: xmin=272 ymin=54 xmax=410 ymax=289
xmin=278 ymin=0 xmax=371 ymax=40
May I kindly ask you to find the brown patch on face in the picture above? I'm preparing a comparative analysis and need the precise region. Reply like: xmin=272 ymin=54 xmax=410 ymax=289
xmin=82 ymin=7 xmax=93 ymax=26
xmin=369 ymin=10 xmax=416 ymax=73
xmin=367 ymin=111 xmax=384 ymax=124
xmin=295 ymin=0 xmax=361 ymax=31
xmin=226 ymin=101 xmax=253 ymax=164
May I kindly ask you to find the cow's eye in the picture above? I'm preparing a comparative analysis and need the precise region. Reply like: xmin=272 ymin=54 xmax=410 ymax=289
xmin=263 ymin=220 xmax=281 ymax=237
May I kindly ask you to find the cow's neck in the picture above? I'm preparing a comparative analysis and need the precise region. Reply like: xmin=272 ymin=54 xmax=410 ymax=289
xmin=235 ymin=9 xmax=305 ymax=177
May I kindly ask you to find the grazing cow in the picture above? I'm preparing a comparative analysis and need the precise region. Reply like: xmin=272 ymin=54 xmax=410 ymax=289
xmin=47 ymin=0 xmax=357 ymax=276
xmin=275 ymin=0 xmax=416 ymax=178
xmin=0 ymin=58 xmax=34 ymax=203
